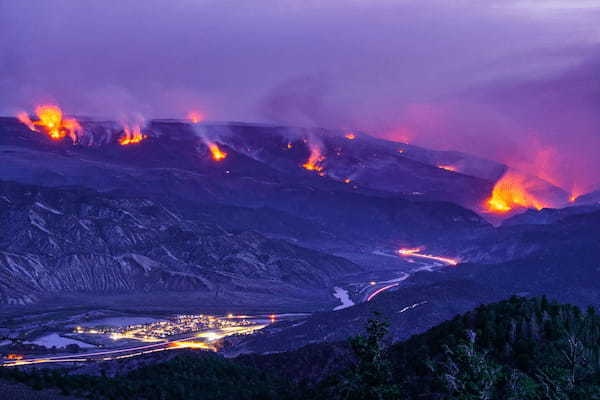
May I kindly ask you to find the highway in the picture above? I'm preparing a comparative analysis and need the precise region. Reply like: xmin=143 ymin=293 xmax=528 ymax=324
xmin=363 ymin=248 xmax=459 ymax=301
xmin=1 ymin=334 xmax=203 ymax=367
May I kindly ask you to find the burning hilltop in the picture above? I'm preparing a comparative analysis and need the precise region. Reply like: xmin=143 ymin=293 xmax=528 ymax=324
xmin=484 ymin=169 xmax=568 ymax=215
xmin=17 ymin=105 xmax=81 ymax=143
xmin=118 ymin=124 xmax=147 ymax=146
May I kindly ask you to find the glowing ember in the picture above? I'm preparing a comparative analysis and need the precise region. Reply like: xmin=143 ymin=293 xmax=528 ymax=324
xmin=207 ymin=142 xmax=227 ymax=161
xmin=397 ymin=247 xmax=459 ymax=266
xmin=485 ymin=170 xmax=548 ymax=213
xmin=302 ymin=143 xmax=325 ymax=172
xmin=118 ymin=125 xmax=147 ymax=146
xmin=187 ymin=111 xmax=204 ymax=124
xmin=438 ymin=165 xmax=457 ymax=172
xmin=17 ymin=105 xmax=81 ymax=143
xmin=345 ymin=133 xmax=356 ymax=140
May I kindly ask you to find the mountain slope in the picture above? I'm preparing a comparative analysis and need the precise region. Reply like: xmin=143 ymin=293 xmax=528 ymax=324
xmin=0 ymin=180 xmax=360 ymax=308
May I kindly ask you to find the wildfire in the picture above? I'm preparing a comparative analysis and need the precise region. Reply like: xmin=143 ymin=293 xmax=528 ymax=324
xmin=345 ymin=133 xmax=356 ymax=140
xmin=207 ymin=142 xmax=227 ymax=161
xmin=302 ymin=143 xmax=325 ymax=172
xmin=17 ymin=105 xmax=81 ymax=143
xmin=485 ymin=170 xmax=548 ymax=213
xmin=438 ymin=165 xmax=457 ymax=172
xmin=118 ymin=125 xmax=147 ymax=146
xmin=187 ymin=111 xmax=204 ymax=124
xmin=397 ymin=247 xmax=459 ymax=266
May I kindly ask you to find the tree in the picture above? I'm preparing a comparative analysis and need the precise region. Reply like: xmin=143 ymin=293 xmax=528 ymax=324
xmin=337 ymin=315 xmax=403 ymax=400
xmin=438 ymin=330 xmax=502 ymax=400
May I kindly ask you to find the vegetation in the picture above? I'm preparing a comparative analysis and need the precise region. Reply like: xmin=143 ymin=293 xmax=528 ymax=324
xmin=385 ymin=295 xmax=600 ymax=399
xmin=0 ymin=353 xmax=294 ymax=399
xmin=3 ymin=297 xmax=600 ymax=399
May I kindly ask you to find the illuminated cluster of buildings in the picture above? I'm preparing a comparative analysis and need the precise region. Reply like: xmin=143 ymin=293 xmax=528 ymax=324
xmin=73 ymin=314 xmax=262 ymax=342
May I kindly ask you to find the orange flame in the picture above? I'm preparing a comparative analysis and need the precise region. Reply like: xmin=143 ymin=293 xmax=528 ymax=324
xmin=344 ymin=178 xmax=352 ymax=184
xmin=485 ymin=170 xmax=549 ymax=213
xmin=118 ymin=125 xmax=147 ymax=146
xmin=302 ymin=143 xmax=325 ymax=172
xmin=345 ymin=133 xmax=356 ymax=140
xmin=398 ymin=247 xmax=459 ymax=266
xmin=207 ymin=142 xmax=227 ymax=161
xmin=437 ymin=165 xmax=457 ymax=172
xmin=187 ymin=111 xmax=204 ymax=124
xmin=17 ymin=105 xmax=80 ymax=143
xmin=287 ymin=142 xmax=293 ymax=149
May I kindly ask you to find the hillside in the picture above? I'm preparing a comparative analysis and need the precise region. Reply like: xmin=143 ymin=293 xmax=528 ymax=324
xmin=0 ymin=180 xmax=360 ymax=309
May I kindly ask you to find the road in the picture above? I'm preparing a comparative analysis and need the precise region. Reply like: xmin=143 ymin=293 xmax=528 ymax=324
xmin=362 ymin=248 xmax=459 ymax=301
xmin=1 ymin=334 xmax=202 ymax=367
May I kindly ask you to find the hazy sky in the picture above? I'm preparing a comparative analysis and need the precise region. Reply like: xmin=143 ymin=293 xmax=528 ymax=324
xmin=0 ymin=0 xmax=599 ymax=191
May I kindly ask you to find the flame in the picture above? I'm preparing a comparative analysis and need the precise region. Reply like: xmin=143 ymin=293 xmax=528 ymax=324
xmin=438 ymin=165 xmax=457 ymax=172
xmin=344 ymin=178 xmax=352 ymax=184
xmin=345 ymin=133 xmax=356 ymax=140
xmin=118 ymin=125 xmax=147 ymax=146
xmin=302 ymin=143 xmax=325 ymax=172
xmin=398 ymin=247 xmax=459 ymax=266
xmin=485 ymin=170 xmax=549 ymax=213
xmin=187 ymin=111 xmax=204 ymax=124
xmin=287 ymin=142 xmax=293 ymax=149
xmin=207 ymin=142 xmax=227 ymax=161
xmin=16 ymin=105 xmax=80 ymax=143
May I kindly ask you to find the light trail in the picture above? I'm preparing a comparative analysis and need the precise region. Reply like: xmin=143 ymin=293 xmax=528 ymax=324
xmin=363 ymin=248 xmax=458 ymax=302
xmin=366 ymin=283 xmax=400 ymax=302
xmin=397 ymin=248 xmax=459 ymax=266
xmin=1 ymin=335 xmax=200 ymax=367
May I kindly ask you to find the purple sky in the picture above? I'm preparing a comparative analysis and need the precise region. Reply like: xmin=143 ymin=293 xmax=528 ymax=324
xmin=1 ymin=0 xmax=599 ymax=191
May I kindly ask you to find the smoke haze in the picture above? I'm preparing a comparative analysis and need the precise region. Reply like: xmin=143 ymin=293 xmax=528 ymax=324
xmin=1 ymin=0 xmax=599 ymax=191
